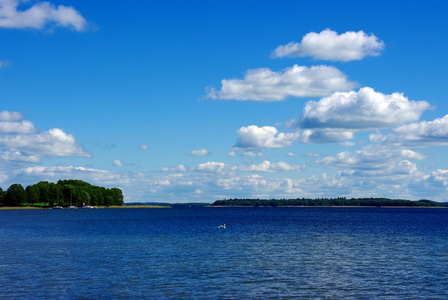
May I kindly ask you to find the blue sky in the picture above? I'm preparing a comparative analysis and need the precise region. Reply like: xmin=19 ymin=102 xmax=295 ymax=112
xmin=1 ymin=0 xmax=448 ymax=202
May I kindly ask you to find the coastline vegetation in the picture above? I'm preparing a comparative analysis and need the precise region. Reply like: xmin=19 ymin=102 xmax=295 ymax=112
xmin=212 ymin=198 xmax=448 ymax=207
xmin=0 ymin=180 xmax=124 ymax=208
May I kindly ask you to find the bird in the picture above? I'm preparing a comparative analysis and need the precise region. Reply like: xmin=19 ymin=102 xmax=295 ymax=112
xmin=218 ymin=224 xmax=226 ymax=229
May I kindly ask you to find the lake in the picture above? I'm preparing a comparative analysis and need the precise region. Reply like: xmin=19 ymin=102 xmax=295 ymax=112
xmin=1 ymin=207 xmax=447 ymax=299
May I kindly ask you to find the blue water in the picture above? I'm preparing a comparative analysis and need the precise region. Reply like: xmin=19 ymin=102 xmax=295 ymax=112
xmin=1 ymin=207 xmax=447 ymax=299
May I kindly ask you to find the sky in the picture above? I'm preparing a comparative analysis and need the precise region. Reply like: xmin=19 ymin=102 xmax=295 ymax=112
xmin=1 ymin=0 xmax=448 ymax=203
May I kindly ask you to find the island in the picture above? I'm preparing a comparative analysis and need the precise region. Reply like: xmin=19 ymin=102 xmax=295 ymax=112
xmin=212 ymin=198 xmax=448 ymax=207
xmin=0 ymin=180 xmax=123 ymax=208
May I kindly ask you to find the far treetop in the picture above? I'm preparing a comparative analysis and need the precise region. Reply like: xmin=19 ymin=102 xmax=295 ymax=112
xmin=213 ymin=198 xmax=447 ymax=207
xmin=0 ymin=180 xmax=124 ymax=207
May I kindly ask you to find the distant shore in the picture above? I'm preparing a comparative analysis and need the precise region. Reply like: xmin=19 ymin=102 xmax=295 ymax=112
xmin=0 ymin=205 xmax=171 ymax=210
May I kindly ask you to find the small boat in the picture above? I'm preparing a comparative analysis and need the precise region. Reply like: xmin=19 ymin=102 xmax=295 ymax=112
xmin=68 ymin=205 xmax=77 ymax=209
xmin=52 ymin=206 xmax=63 ymax=209
xmin=80 ymin=205 xmax=94 ymax=209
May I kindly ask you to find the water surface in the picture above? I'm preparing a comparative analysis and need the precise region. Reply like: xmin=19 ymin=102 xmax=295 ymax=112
xmin=1 ymin=207 xmax=447 ymax=299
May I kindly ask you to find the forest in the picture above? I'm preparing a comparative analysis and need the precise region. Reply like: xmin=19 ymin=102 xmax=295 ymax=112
xmin=213 ymin=197 xmax=447 ymax=207
xmin=0 ymin=180 xmax=124 ymax=207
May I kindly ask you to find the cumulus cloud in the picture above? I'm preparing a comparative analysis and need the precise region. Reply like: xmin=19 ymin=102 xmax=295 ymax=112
xmin=300 ymin=87 xmax=430 ymax=129
xmin=0 ymin=128 xmax=91 ymax=157
xmin=235 ymin=125 xmax=355 ymax=149
xmin=139 ymin=144 xmax=148 ymax=150
xmin=271 ymin=29 xmax=385 ymax=62
xmin=162 ymin=164 xmax=187 ymax=172
xmin=190 ymin=148 xmax=210 ymax=156
xmin=0 ymin=120 xmax=35 ymax=134
xmin=300 ymin=129 xmax=354 ymax=143
xmin=235 ymin=125 xmax=300 ymax=149
xmin=0 ymin=151 xmax=39 ymax=163
xmin=175 ymin=160 xmax=305 ymax=174
xmin=113 ymin=159 xmax=123 ymax=167
xmin=317 ymin=145 xmax=428 ymax=179
xmin=432 ymin=169 xmax=448 ymax=186
xmin=0 ymin=111 xmax=90 ymax=158
xmin=239 ymin=160 xmax=305 ymax=172
xmin=0 ymin=110 xmax=23 ymax=121
xmin=0 ymin=0 xmax=88 ymax=31
xmin=206 ymin=65 xmax=357 ymax=101
xmin=196 ymin=161 xmax=231 ymax=173
xmin=383 ymin=114 xmax=448 ymax=147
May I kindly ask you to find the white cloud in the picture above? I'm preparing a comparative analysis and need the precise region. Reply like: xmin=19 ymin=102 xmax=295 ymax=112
xmin=271 ymin=29 xmax=385 ymax=62
xmin=0 ymin=127 xmax=90 ymax=157
xmin=239 ymin=160 xmax=305 ymax=172
xmin=385 ymin=114 xmax=448 ymax=147
xmin=196 ymin=161 xmax=229 ymax=173
xmin=206 ymin=65 xmax=357 ymax=101
xmin=432 ymin=169 xmax=448 ymax=186
xmin=190 ymin=148 xmax=210 ymax=156
xmin=162 ymin=164 xmax=187 ymax=172
xmin=235 ymin=125 xmax=300 ymax=149
xmin=300 ymin=129 xmax=354 ymax=143
xmin=235 ymin=126 xmax=356 ymax=150
xmin=316 ymin=145 xmax=427 ymax=177
xmin=113 ymin=159 xmax=123 ymax=167
xmin=0 ymin=151 xmax=39 ymax=163
xmin=0 ymin=120 xmax=35 ymax=134
xmin=139 ymin=144 xmax=148 ymax=150
xmin=300 ymin=87 xmax=430 ymax=129
xmin=0 ymin=110 xmax=23 ymax=121
xmin=0 ymin=0 xmax=88 ymax=31
xmin=0 ymin=111 xmax=90 ymax=158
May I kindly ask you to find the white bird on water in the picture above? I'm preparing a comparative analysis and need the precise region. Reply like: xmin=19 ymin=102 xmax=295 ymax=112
xmin=218 ymin=224 xmax=226 ymax=229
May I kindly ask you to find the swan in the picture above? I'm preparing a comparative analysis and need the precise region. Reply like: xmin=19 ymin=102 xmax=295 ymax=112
xmin=218 ymin=224 xmax=226 ymax=229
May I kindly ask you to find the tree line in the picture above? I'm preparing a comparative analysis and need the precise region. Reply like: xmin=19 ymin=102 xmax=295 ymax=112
xmin=0 ymin=179 xmax=124 ymax=207
xmin=213 ymin=197 xmax=447 ymax=207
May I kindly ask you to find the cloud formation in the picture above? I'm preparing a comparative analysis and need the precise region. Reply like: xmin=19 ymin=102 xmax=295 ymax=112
xmin=0 ymin=0 xmax=87 ymax=31
xmin=235 ymin=125 xmax=300 ymax=149
xmin=0 ymin=120 xmax=35 ymax=134
xmin=113 ymin=159 xmax=123 ymax=167
xmin=239 ymin=160 xmax=305 ymax=172
xmin=207 ymin=65 xmax=357 ymax=101
xmin=0 ymin=111 xmax=90 ymax=158
xmin=271 ymin=29 xmax=384 ymax=62
xmin=190 ymin=148 xmax=210 ymax=156
xmin=300 ymin=129 xmax=354 ymax=143
xmin=316 ymin=145 xmax=429 ymax=187
xmin=378 ymin=114 xmax=448 ymax=147
xmin=0 ymin=110 xmax=23 ymax=121
xmin=300 ymin=87 xmax=430 ymax=129
xmin=0 ymin=128 xmax=91 ymax=157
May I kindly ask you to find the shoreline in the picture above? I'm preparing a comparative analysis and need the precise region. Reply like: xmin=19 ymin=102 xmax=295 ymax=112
xmin=0 ymin=205 xmax=171 ymax=210
xmin=211 ymin=205 xmax=446 ymax=208
xmin=1 ymin=205 xmax=446 ymax=210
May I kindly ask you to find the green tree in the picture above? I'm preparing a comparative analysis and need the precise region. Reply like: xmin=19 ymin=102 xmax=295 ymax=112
xmin=26 ymin=185 xmax=40 ymax=206
xmin=36 ymin=181 xmax=51 ymax=206
xmin=109 ymin=188 xmax=124 ymax=205
xmin=0 ymin=187 xmax=5 ymax=206
xmin=63 ymin=184 xmax=76 ymax=206
xmin=49 ymin=183 xmax=62 ymax=205
xmin=4 ymin=183 xmax=28 ymax=206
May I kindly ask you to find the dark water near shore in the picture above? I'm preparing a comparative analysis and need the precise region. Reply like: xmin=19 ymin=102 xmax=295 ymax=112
xmin=1 ymin=207 xmax=447 ymax=299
